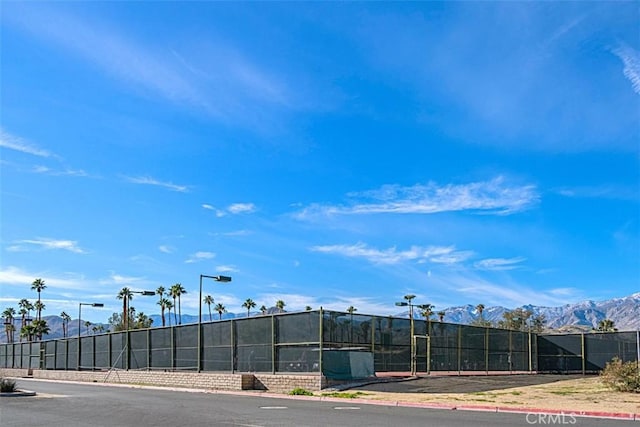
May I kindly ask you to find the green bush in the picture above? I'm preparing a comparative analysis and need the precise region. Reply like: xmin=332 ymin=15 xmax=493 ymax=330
xmin=288 ymin=387 xmax=314 ymax=396
xmin=600 ymin=357 xmax=640 ymax=393
xmin=0 ymin=377 xmax=17 ymax=392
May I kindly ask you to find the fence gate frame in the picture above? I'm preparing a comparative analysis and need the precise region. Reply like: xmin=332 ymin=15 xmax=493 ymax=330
xmin=413 ymin=334 xmax=430 ymax=375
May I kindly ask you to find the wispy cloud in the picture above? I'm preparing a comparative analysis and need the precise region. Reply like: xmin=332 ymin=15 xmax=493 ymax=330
xmin=158 ymin=245 xmax=174 ymax=254
xmin=0 ymin=129 xmax=56 ymax=158
xmin=474 ymin=257 xmax=526 ymax=271
xmin=216 ymin=265 xmax=237 ymax=273
xmin=228 ymin=203 xmax=257 ymax=214
xmin=6 ymin=6 xmax=319 ymax=132
xmin=33 ymin=165 xmax=89 ymax=177
xmin=202 ymin=203 xmax=257 ymax=216
xmin=185 ymin=251 xmax=216 ymax=264
xmin=8 ymin=237 xmax=86 ymax=254
xmin=123 ymin=175 xmax=189 ymax=193
xmin=0 ymin=266 xmax=88 ymax=291
xmin=310 ymin=242 xmax=472 ymax=265
xmin=613 ymin=43 xmax=640 ymax=95
xmin=295 ymin=176 xmax=538 ymax=219
xmin=554 ymin=185 xmax=639 ymax=202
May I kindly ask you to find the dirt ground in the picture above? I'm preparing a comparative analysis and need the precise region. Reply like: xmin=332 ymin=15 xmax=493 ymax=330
xmin=347 ymin=374 xmax=640 ymax=414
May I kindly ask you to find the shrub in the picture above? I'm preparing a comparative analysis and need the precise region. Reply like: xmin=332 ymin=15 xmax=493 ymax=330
xmin=0 ymin=377 xmax=17 ymax=393
xmin=600 ymin=357 xmax=640 ymax=393
xmin=289 ymin=387 xmax=314 ymax=396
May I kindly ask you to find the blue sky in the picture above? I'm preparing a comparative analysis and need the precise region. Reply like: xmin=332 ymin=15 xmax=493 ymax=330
xmin=1 ymin=2 xmax=638 ymax=324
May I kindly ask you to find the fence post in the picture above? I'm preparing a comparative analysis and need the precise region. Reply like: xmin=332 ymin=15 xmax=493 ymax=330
xmin=457 ymin=324 xmax=462 ymax=375
xmin=485 ymin=327 xmax=489 ymax=374
xmin=528 ymin=329 xmax=532 ymax=372
xmin=636 ymin=330 xmax=639 ymax=374
xmin=271 ymin=314 xmax=276 ymax=374
xmin=147 ymin=328 xmax=151 ymax=371
xmin=319 ymin=308 xmax=323 ymax=381
xmin=581 ymin=333 xmax=585 ymax=375
xmin=171 ymin=325 xmax=175 ymax=370
xmin=231 ymin=319 xmax=235 ymax=374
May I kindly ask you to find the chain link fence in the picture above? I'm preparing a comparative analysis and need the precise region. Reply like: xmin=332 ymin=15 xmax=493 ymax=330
xmin=1 ymin=310 xmax=636 ymax=376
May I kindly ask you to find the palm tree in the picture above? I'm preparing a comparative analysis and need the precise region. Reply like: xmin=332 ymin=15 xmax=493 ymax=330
xmin=33 ymin=300 xmax=46 ymax=339
xmin=203 ymin=295 xmax=214 ymax=321
xmin=31 ymin=278 xmax=46 ymax=321
xmin=117 ymin=287 xmax=133 ymax=330
xmin=420 ymin=304 xmax=434 ymax=319
xmin=259 ymin=305 xmax=267 ymax=315
xmin=597 ymin=319 xmax=617 ymax=332
xmin=84 ymin=321 xmax=92 ymax=335
xmin=165 ymin=299 xmax=174 ymax=326
xmin=60 ymin=311 xmax=71 ymax=338
xmin=18 ymin=299 xmax=32 ymax=329
xmin=476 ymin=304 xmax=485 ymax=321
xmin=242 ymin=298 xmax=256 ymax=317
xmin=170 ymin=283 xmax=186 ymax=325
xmin=437 ymin=311 xmax=446 ymax=322
xmin=2 ymin=307 xmax=16 ymax=343
xmin=157 ymin=297 xmax=167 ymax=327
xmin=214 ymin=303 xmax=226 ymax=320
xmin=275 ymin=300 xmax=286 ymax=313
xmin=6 ymin=324 xmax=16 ymax=344
xmin=156 ymin=286 xmax=165 ymax=326
xmin=346 ymin=306 xmax=357 ymax=342
xmin=305 ymin=306 xmax=312 ymax=311
xmin=32 ymin=319 xmax=50 ymax=340
xmin=21 ymin=324 xmax=36 ymax=342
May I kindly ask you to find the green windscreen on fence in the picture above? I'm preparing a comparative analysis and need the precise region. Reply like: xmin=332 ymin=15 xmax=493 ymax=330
xmin=0 ymin=311 xmax=636 ymax=376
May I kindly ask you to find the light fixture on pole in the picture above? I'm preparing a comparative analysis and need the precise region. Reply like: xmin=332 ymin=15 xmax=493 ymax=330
xmin=77 ymin=302 xmax=104 ymax=371
xmin=78 ymin=303 xmax=104 ymax=338
xmin=198 ymin=274 xmax=232 ymax=372
xmin=125 ymin=290 xmax=156 ymax=330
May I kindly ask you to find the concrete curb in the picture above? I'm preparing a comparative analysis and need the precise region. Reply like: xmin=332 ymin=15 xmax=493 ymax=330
xmin=0 ymin=389 xmax=37 ymax=397
xmin=12 ymin=377 xmax=639 ymax=420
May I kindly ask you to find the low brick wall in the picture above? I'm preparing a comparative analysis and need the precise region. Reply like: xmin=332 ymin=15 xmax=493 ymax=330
xmin=0 ymin=368 xmax=346 ymax=393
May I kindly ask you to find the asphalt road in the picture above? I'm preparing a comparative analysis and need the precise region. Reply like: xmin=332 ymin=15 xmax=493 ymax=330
xmin=0 ymin=379 xmax=632 ymax=427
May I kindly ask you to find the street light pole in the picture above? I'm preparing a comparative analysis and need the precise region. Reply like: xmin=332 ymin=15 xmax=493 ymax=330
xmin=395 ymin=295 xmax=417 ymax=375
xmin=198 ymin=274 xmax=232 ymax=372
xmin=122 ymin=290 xmax=155 ymax=370
xmin=78 ymin=302 xmax=104 ymax=371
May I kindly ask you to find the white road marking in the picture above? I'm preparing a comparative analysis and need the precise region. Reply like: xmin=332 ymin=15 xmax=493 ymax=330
xmin=334 ymin=406 xmax=361 ymax=410
xmin=259 ymin=406 xmax=288 ymax=409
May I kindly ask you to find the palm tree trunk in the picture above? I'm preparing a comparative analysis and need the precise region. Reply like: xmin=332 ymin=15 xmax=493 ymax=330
xmin=173 ymin=297 xmax=178 ymax=325
xmin=208 ymin=305 xmax=212 ymax=322
xmin=178 ymin=296 xmax=182 ymax=325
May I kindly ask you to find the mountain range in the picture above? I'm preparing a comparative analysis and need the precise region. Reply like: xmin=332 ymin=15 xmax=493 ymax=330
xmin=2 ymin=293 xmax=638 ymax=343
xmin=422 ymin=292 xmax=640 ymax=332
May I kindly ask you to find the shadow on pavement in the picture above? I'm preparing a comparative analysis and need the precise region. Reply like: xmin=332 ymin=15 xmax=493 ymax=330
xmin=352 ymin=374 xmax=590 ymax=394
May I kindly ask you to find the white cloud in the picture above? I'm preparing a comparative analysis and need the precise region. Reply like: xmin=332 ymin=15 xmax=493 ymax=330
xmin=9 ymin=238 xmax=86 ymax=254
xmin=202 ymin=204 xmax=215 ymax=210
xmin=227 ymin=203 xmax=257 ymax=214
xmin=474 ymin=257 xmax=526 ymax=271
xmin=102 ymin=273 xmax=147 ymax=286
xmin=0 ymin=266 xmax=88 ymax=291
xmin=158 ymin=245 xmax=173 ymax=254
xmin=33 ymin=165 xmax=89 ymax=177
xmin=0 ymin=129 xmax=55 ymax=158
xmin=123 ymin=175 xmax=189 ymax=193
xmin=295 ymin=176 xmax=538 ymax=219
xmin=310 ymin=242 xmax=471 ymax=265
xmin=215 ymin=265 xmax=237 ymax=273
xmin=613 ymin=44 xmax=640 ymax=95
xmin=185 ymin=251 xmax=216 ymax=264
